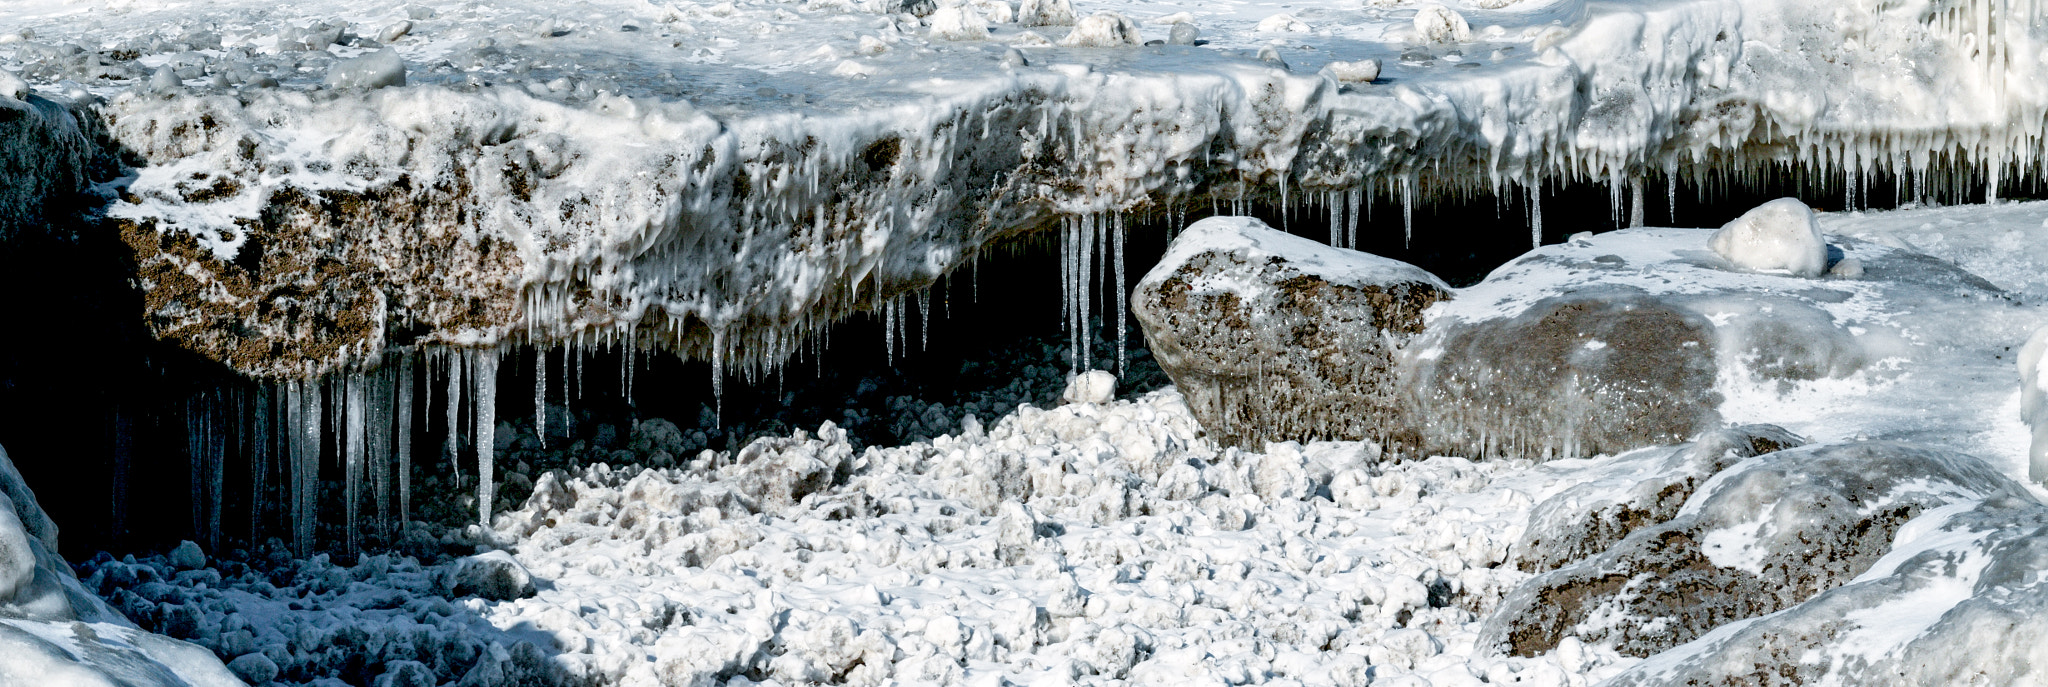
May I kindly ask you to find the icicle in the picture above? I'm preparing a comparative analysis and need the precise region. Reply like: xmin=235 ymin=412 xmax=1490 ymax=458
xmin=345 ymin=372 xmax=365 ymax=554
xmin=883 ymin=297 xmax=896 ymax=364
xmin=1629 ymin=179 xmax=1646 ymax=228
xmin=298 ymin=379 xmax=321 ymax=555
xmin=1080 ymin=214 xmax=1095 ymax=370
xmin=475 ymin=350 xmax=499 ymax=528
xmin=251 ymin=385 xmax=271 ymax=543
xmin=396 ymin=354 xmax=414 ymax=524
xmin=1399 ymin=177 xmax=1415 ymax=247
xmin=711 ymin=328 xmax=725 ymax=425
xmin=535 ymin=345 xmax=547 ymax=449
xmin=1347 ymin=187 xmax=1362 ymax=250
xmin=445 ymin=351 xmax=465 ymax=488
xmin=1666 ymin=163 xmax=1679 ymax=225
xmin=1114 ymin=213 xmax=1127 ymax=379
xmin=1528 ymin=182 xmax=1543 ymax=248
xmin=918 ymin=289 xmax=929 ymax=352
xmin=368 ymin=368 xmax=391 ymax=538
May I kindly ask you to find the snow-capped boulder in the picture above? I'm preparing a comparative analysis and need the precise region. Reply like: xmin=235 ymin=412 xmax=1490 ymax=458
xmin=1405 ymin=290 xmax=1723 ymax=459
xmin=1603 ymin=493 xmax=2048 ymax=686
xmin=1482 ymin=441 xmax=2032 ymax=658
xmin=447 ymin=550 xmax=537 ymax=601
xmin=1709 ymin=198 xmax=1829 ymax=277
xmin=1132 ymin=216 xmax=1451 ymax=450
xmin=1512 ymin=424 xmax=1806 ymax=574
xmin=1016 ymin=0 xmax=1075 ymax=26
xmin=0 ymin=69 xmax=26 ymax=101
xmin=928 ymin=3 xmax=988 ymax=41
xmin=1414 ymin=4 xmax=1471 ymax=43
xmin=1058 ymin=12 xmax=1141 ymax=47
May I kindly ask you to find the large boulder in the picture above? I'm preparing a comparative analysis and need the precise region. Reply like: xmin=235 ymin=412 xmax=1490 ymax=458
xmin=1481 ymin=441 xmax=2033 ymax=658
xmin=1603 ymin=493 xmax=2048 ymax=687
xmin=0 ymin=445 xmax=242 ymax=686
xmin=1131 ymin=216 xmax=1451 ymax=449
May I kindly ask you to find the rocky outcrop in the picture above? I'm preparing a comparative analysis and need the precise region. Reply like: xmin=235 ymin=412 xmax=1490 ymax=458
xmin=1481 ymin=441 xmax=2033 ymax=658
xmin=1131 ymin=216 xmax=1451 ymax=449
xmin=0 ymin=445 xmax=242 ymax=685
xmin=0 ymin=91 xmax=101 ymax=241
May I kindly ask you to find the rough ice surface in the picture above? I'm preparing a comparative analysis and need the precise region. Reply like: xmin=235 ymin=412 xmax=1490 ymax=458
xmin=4 ymin=0 xmax=2046 ymax=377
xmin=1708 ymin=198 xmax=1829 ymax=277
xmin=322 ymin=48 xmax=407 ymax=90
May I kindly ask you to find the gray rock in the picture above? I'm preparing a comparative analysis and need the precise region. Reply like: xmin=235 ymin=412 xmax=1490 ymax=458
xmin=1131 ymin=216 xmax=1451 ymax=450
xmin=228 ymin=652 xmax=279 ymax=684
xmin=168 ymin=540 xmax=206 ymax=571
xmin=373 ymin=659 xmax=436 ymax=687
xmin=448 ymin=550 xmax=536 ymax=601
xmin=1481 ymin=441 xmax=2033 ymax=658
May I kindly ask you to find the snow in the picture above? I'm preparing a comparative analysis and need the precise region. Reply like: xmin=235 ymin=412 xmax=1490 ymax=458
xmin=1708 ymin=198 xmax=1829 ymax=277
xmin=323 ymin=47 xmax=407 ymax=89
xmin=1157 ymin=216 xmax=1453 ymax=295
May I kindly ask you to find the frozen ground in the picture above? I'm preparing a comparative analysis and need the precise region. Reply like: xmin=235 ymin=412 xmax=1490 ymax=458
xmin=64 ymin=200 xmax=2048 ymax=686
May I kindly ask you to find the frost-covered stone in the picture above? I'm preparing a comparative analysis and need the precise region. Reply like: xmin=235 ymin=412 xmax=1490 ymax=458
xmin=1709 ymin=198 xmax=1830 ymax=277
xmin=167 ymin=540 xmax=206 ymax=570
xmin=1132 ymin=216 xmax=1450 ymax=449
xmin=0 ymin=69 xmax=25 ymax=101
xmin=1058 ymin=12 xmax=1141 ymax=47
xmin=1255 ymin=13 xmax=1310 ymax=33
xmin=1603 ymin=494 xmax=2048 ymax=687
xmin=1414 ymin=4 xmax=1471 ymax=43
xmin=447 ymin=550 xmax=536 ymax=601
xmin=1512 ymin=424 xmax=1806 ymax=574
xmin=227 ymin=652 xmax=279 ymax=684
xmin=927 ymin=3 xmax=988 ymax=41
xmin=1482 ymin=441 xmax=2032 ymax=658
xmin=1320 ymin=58 xmax=1380 ymax=83
xmin=1167 ymin=22 xmax=1199 ymax=45
xmin=1016 ymin=0 xmax=1075 ymax=26
xmin=1061 ymin=370 xmax=1116 ymax=405
xmin=323 ymin=49 xmax=407 ymax=90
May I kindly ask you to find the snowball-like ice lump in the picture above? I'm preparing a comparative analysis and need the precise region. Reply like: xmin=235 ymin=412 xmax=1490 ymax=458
xmin=1062 ymin=370 xmax=1117 ymax=405
xmin=1321 ymin=59 xmax=1381 ymax=83
xmin=324 ymin=49 xmax=407 ymax=90
xmin=1059 ymin=12 xmax=1141 ymax=47
xmin=1709 ymin=198 xmax=1828 ymax=277
xmin=0 ymin=68 xmax=26 ymax=101
xmin=929 ymin=3 xmax=988 ymax=41
xmin=1415 ymin=4 xmax=1472 ymax=43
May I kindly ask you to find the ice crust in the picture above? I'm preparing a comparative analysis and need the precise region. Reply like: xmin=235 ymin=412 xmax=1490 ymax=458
xmin=4 ymin=0 xmax=2046 ymax=377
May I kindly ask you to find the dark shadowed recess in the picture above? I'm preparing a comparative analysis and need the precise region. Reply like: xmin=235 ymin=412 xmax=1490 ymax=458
xmin=0 ymin=163 xmax=2039 ymax=562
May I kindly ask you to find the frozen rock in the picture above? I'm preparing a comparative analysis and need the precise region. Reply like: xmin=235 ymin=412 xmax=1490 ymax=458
xmin=1414 ymin=4 xmax=1472 ymax=43
xmin=377 ymin=20 xmax=413 ymax=43
xmin=0 ymin=69 xmax=26 ymax=101
xmin=1016 ymin=0 xmax=1075 ymax=27
xmin=1256 ymin=13 xmax=1310 ymax=33
xmin=1132 ymin=216 xmax=1451 ymax=449
xmin=1709 ymin=198 xmax=1829 ymax=277
xmin=0 ymin=445 xmax=123 ymax=623
xmin=1061 ymin=370 xmax=1116 ymax=405
xmin=323 ymin=49 xmax=407 ymax=90
xmin=1320 ymin=59 xmax=1380 ymax=83
xmin=1405 ymin=291 xmax=1722 ymax=459
xmin=447 ymin=550 xmax=536 ymax=601
xmin=968 ymin=0 xmax=1013 ymax=24
xmin=718 ymin=425 xmax=853 ymax=510
xmin=1482 ymin=441 xmax=2033 ymax=658
xmin=1512 ymin=424 xmax=1806 ymax=574
xmin=1167 ymin=22 xmax=1199 ymax=45
xmin=928 ymin=3 xmax=988 ymax=41
xmin=1058 ymin=12 xmax=1141 ymax=48
xmin=146 ymin=65 xmax=182 ymax=93
xmin=1603 ymin=494 xmax=2048 ymax=686
xmin=167 ymin=541 xmax=205 ymax=571
xmin=227 ymin=652 xmax=279 ymax=684
xmin=373 ymin=660 xmax=436 ymax=687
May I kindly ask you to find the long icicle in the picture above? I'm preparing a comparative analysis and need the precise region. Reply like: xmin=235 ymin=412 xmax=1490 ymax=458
xmin=445 ymin=350 xmax=465 ymax=488
xmin=475 ymin=350 xmax=499 ymax=528
xmin=396 ymin=354 xmax=414 ymax=524
xmin=345 ymin=372 xmax=365 ymax=555
xmin=1114 ymin=212 xmax=1127 ymax=379
xmin=535 ymin=345 xmax=547 ymax=449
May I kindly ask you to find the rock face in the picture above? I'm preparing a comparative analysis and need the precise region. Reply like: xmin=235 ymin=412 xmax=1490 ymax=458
xmin=1404 ymin=290 xmax=1723 ymax=459
xmin=0 ymin=445 xmax=242 ymax=686
xmin=1603 ymin=492 xmax=2048 ymax=687
xmin=1481 ymin=441 xmax=2033 ymax=658
xmin=1131 ymin=216 xmax=1451 ymax=449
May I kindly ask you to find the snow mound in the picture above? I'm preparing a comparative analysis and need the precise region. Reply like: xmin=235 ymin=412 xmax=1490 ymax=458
xmin=1057 ymin=12 xmax=1141 ymax=48
xmin=1413 ymin=4 xmax=1471 ymax=44
xmin=1484 ymin=440 xmax=2031 ymax=658
xmin=1709 ymin=198 xmax=1829 ymax=277
xmin=927 ymin=3 xmax=989 ymax=41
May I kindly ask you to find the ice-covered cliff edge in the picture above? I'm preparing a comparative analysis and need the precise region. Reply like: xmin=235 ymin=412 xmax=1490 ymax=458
xmin=4 ymin=0 xmax=2044 ymax=376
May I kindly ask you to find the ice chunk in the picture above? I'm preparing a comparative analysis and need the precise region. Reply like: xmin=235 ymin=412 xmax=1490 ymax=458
xmin=0 ymin=69 xmax=25 ymax=101
xmin=1709 ymin=198 xmax=1828 ymax=277
xmin=1414 ymin=4 xmax=1471 ymax=43
xmin=928 ymin=3 xmax=988 ymax=41
xmin=1061 ymin=370 xmax=1116 ymax=405
xmin=322 ymin=49 xmax=406 ymax=90
xmin=1167 ymin=22 xmax=1199 ymax=45
xmin=969 ymin=0 xmax=1013 ymax=24
xmin=1058 ymin=12 xmax=1140 ymax=47
xmin=1320 ymin=59 xmax=1380 ymax=83
xmin=145 ymin=65 xmax=181 ymax=94
xmin=1016 ymin=0 xmax=1075 ymax=27
xmin=1256 ymin=14 xmax=1310 ymax=33
xmin=166 ymin=541 xmax=205 ymax=570
xmin=377 ymin=20 xmax=413 ymax=43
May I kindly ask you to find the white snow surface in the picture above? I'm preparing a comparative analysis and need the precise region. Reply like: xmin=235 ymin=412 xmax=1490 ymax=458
xmin=1154 ymin=215 xmax=1453 ymax=293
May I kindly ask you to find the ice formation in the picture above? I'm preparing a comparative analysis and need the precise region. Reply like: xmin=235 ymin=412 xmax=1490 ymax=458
xmin=1707 ymin=197 xmax=1829 ymax=277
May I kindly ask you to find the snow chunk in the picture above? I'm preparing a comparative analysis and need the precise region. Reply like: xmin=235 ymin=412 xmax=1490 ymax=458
xmin=1709 ymin=198 xmax=1829 ymax=277
xmin=928 ymin=3 xmax=989 ymax=41
xmin=323 ymin=49 xmax=406 ymax=90
xmin=1016 ymin=0 xmax=1075 ymax=27
xmin=1256 ymin=14 xmax=1311 ymax=33
xmin=1321 ymin=59 xmax=1381 ymax=83
xmin=1414 ymin=4 xmax=1472 ymax=43
xmin=1058 ymin=12 xmax=1141 ymax=47
xmin=1061 ymin=370 xmax=1116 ymax=405
xmin=0 ymin=70 xmax=25 ymax=101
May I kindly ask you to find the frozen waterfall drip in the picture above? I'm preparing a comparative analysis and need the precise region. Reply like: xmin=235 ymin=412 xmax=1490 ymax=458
xmin=535 ymin=347 xmax=547 ymax=450
xmin=395 ymin=356 xmax=414 ymax=523
xmin=474 ymin=350 xmax=498 ymax=529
